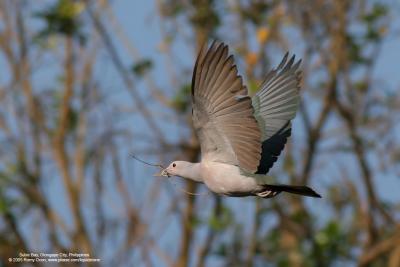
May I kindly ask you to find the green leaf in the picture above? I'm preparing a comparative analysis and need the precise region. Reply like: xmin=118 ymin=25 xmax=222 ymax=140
xmin=240 ymin=2 xmax=270 ymax=25
xmin=34 ymin=0 xmax=85 ymax=41
xmin=345 ymin=33 xmax=368 ymax=65
xmin=0 ymin=186 xmax=12 ymax=214
xmin=248 ymin=79 xmax=259 ymax=94
xmin=0 ymin=199 xmax=7 ymax=213
xmin=171 ymin=84 xmax=191 ymax=112
xmin=208 ymin=205 xmax=233 ymax=231
xmin=189 ymin=4 xmax=220 ymax=32
xmin=362 ymin=3 xmax=388 ymax=24
xmin=365 ymin=26 xmax=380 ymax=42
xmin=354 ymin=80 xmax=368 ymax=92
xmin=67 ymin=108 xmax=79 ymax=132
xmin=189 ymin=215 xmax=202 ymax=229
xmin=213 ymin=243 xmax=227 ymax=256
xmin=131 ymin=59 xmax=153 ymax=77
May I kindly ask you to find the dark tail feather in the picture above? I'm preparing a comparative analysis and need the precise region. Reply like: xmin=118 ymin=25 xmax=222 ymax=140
xmin=263 ymin=184 xmax=321 ymax=198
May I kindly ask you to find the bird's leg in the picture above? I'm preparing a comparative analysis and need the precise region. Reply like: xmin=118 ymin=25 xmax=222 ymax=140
xmin=256 ymin=190 xmax=281 ymax=199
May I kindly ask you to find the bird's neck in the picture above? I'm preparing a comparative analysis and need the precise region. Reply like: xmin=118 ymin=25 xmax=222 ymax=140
xmin=181 ymin=162 xmax=203 ymax=183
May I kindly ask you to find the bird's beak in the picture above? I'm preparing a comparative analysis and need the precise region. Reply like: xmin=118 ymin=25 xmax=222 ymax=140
xmin=153 ymin=169 xmax=170 ymax=177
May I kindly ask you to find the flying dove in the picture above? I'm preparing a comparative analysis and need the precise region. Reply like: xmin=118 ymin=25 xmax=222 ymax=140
xmin=158 ymin=41 xmax=320 ymax=199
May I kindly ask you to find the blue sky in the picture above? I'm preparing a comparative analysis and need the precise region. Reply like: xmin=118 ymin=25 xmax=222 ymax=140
xmin=1 ymin=1 xmax=399 ymax=265
xmin=111 ymin=1 xmax=400 ymax=265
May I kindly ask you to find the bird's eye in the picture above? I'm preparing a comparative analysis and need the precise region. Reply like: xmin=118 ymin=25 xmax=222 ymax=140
xmin=172 ymin=163 xmax=176 ymax=167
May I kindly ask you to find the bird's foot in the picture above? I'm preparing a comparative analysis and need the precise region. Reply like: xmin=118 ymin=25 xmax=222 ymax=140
xmin=256 ymin=190 xmax=281 ymax=199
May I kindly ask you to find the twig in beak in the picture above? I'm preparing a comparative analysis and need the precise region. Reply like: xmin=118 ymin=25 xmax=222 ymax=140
xmin=130 ymin=153 xmax=165 ymax=169
xmin=130 ymin=153 xmax=207 ymax=196
xmin=153 ymin=169 xmax=170 ymax=177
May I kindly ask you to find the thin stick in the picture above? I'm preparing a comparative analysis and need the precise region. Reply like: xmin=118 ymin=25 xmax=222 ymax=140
xmin=129 ymin=153 xmax=209 ymax=197
xmin=129 ymin=153 xmax=164 ymax=169
xmin=170 ymin=183 xmax=210 ymax=197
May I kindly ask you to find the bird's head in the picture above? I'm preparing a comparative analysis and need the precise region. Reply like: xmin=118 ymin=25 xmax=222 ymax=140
xmin=158 ymin=161 xmax=185 ymax=177
xmin=154 ymin=161 xmax=202 ymax=182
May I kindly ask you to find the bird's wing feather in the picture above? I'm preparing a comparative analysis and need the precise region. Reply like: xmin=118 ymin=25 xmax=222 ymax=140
xmin=256 ymin=123 xmax=291 ymax=174
xmin=252 ymin=54 xmax=302 ymax=174
xmin=192 ymin=42 xmax=262 ymax=173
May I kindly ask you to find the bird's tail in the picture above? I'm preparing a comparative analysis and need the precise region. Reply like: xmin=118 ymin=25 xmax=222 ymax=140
xmin=259 ymin=184 xmax=321 ymax=198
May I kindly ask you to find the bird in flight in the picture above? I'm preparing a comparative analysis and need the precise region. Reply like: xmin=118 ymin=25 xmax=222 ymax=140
xmin=158 ymin=41 xmax=320 ymax=199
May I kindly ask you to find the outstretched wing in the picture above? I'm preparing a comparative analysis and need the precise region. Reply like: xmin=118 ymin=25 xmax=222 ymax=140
xmin=252 ymin=53 xmax=302 ymax=174
xmin=191 ymin=41 xmax=262 ymax=173
xmin=256 ymin=122 xmax=292 ymax=174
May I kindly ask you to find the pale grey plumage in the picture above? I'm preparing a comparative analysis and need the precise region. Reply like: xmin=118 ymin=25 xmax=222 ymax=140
xmin=191 ymin=41 xmax=262 ymax=173
xmin=252 ymin=53 xmax=301 ymax=141
xmin=159 ymin=41 xmax=320 ymax=199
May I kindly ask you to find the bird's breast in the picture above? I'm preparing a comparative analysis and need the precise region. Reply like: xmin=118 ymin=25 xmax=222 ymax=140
xmin=200 ymin=161 xmax=259 ymax=196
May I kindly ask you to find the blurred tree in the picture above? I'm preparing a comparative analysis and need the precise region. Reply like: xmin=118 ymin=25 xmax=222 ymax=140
xmin=0 ymin=0 xmax=399 ymax=267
